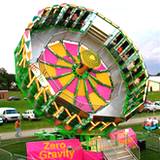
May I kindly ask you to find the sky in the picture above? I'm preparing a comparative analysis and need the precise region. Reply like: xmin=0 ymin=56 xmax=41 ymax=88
xmin=0 ymin=0 xmax=160 ymax=74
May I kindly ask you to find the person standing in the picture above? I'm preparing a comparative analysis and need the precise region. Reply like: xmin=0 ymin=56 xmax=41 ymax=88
xmin=15 ymin=119 xmax=21 ymax=137
xmin=152 ymin=117 xmax=159 ymax=128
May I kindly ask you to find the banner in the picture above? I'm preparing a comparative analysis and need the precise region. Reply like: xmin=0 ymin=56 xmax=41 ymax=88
xmin=26 ymin=139 xmax=83 ymax=160
xmin=83 ymin=150 xmax=103 ymax=160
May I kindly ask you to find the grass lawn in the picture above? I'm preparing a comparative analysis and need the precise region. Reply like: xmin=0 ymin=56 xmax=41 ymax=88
xmin=0 ymin=91 xmax=160 ymax=132
xmin=133 ymin=110 xmax=160 ymax=118
xmin=1 ymin=136 xmax=160 ymax=160
xmin=0 ymin=137 xmax=41 ymax=156
xmin=147 ymin=92 xmax=160 ymax=101
xmin=0 ymin=91 xmax=160 ymax=160
xmin=0 ymin=91 xmax=32 ymax=113
xmin=0 ymin=91 xmax=53 ymax=133
xmin=0 ymin=118 xmax=53 ymax=133
xmin=132 ymin=91 xmax=160 ymax=118
xmin=141 ymin=149 xmax=160 ymax=160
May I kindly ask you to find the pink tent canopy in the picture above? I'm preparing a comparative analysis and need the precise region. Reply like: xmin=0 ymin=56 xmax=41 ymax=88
xmin=109 ymin=128 xmax=137 ymax=148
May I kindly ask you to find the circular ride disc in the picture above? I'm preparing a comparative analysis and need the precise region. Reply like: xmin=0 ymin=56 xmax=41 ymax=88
xmin=14 ymin=3 xmax=148 ymax=136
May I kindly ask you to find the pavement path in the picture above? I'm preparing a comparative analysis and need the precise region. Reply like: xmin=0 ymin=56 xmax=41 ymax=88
xmin=0 ymin=115 xmax=160 ymax=140
xmin=0 ymin=128 xmax=54 ymax=140
xmin=119 ymin=115 xmax=160 ymax=126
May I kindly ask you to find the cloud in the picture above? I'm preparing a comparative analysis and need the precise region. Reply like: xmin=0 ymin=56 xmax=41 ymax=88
xmin=152 ymin=47 xmax=160 ymax=54
xmin=127 ymin=30 xmax=160 ymax=74
xmin=147 ymin=47 xmax=160 ymax=63
xmin=145 ymin=60 xmax=160 ymax=75
xmin=0 ymin=0 xmax=160 ymax=74
xmin=143 ymin=45 xmax=160 ymax=62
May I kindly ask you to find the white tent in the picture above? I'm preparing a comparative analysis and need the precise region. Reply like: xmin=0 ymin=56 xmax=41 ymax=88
xmin=148 ymin=76 xmax=160 ymax=92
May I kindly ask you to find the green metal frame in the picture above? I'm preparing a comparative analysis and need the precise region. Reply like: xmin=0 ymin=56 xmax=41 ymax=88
xmin=14 ymin=3 xmax=148 ymax=138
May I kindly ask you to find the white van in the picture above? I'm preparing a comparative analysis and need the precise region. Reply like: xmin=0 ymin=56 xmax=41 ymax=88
xmin=0 ymin=107 xmax=21 ymax=123
xmin=0 ymin=116 xmax=3 ymax=125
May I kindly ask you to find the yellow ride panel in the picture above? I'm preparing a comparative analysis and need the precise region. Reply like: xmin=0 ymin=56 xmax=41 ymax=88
xmin=73 ymin=56 xmax=80 ymax=63
xmin=96 ymin=72 xmax=112 ymax=87
xmin=77 ymin=80 xmax=85 ymax=96
xmin=88 ymin=76 xmax=97 ymax=87
xmin=39 ymin=62 xmax=56 ymax=78
xmin=56 ymin=59 xmax=72 ymax=68
xmin=59 ymin=89 xmax=74 ymax=104
xmin=59 ymin=73 xmax=74 ymax=86
xmin=89 ymin=92 xmax=106 ymax=111
xmin=48 ymin=41 xmax=67 ymax=57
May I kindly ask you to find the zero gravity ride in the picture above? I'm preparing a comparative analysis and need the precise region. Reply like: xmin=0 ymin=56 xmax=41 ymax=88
xmin=14 ymin=3 xmax=148 ymax=136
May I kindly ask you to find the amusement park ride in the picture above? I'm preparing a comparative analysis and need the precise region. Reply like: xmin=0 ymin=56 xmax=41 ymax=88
xmin=14 ymin=3 xmax=148 ymax=158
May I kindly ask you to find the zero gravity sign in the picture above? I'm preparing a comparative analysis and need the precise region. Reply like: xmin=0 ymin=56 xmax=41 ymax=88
xmin=26 ymin=139 xmax=83 ymax=160
xmin=26 ymin=139 xmax=103 ymax=160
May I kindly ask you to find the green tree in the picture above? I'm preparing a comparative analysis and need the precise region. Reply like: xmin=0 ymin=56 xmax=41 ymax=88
xmin=0 ymin=67 xmax=8 ymax=90
xmin=0 ymin=68 xmax=18 ymax=90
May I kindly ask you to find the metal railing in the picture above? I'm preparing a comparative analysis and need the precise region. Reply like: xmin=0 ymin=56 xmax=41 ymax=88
xmin=136 ymin=131 xmax=160 ymax=153
xmin=12 ymin=154 xmax=27 ymax=160
xmin=86 ymin=137 xmax=119 ymax=160
xmin=86 ymin=136 xmax=140 ymax=160
xmin=0 ymin=151 xmax=33 ymax=160
xmin=146 ymin=133 xmax=160 ymax=152
xmin=102 ymin=139 xmax=122 ymax=160
xmin=0 ymin=137 xmax=41 ymax=160
xmin=0 ymin=148 xmax=12 ymax=160
xmin=85 ymin=137 xmax=129 ymax=160
xmin=125 ymin=137 xmax=140 ymax=160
